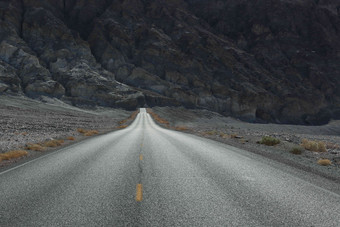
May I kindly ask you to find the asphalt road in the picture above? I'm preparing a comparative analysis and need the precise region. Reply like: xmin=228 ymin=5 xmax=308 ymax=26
xmin=1 ymin=108 xmax=340 ymax=226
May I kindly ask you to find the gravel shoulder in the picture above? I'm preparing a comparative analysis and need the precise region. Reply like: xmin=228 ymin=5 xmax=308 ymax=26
xmin=151 ymin=107 xmax=340 ymax=182
xmin=0 ymin=95 xmax=134 ymax=168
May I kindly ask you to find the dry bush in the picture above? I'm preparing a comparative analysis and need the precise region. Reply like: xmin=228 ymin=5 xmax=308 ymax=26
xmin=258 ymin=136 xmax=280 ymax=146
xmin=290 ymin=147 xmax=303 ymax=155
xmin=204 ymin=130 xmax=217 ymax=136
xmin=147 ymin=109 xmax=170 ymax=125
xmin=26 ymin=143 xmax=44 ymax=151
xmin=119 ymin=119 xmax=127 ymax=125
xmin=219 ymin=132 xmax=229 ymax=138
xmin=0 ymin=150 xmax=28 ymax=161
xmin=43 ymin=140 xmax=64 ymax=147
xmin=301 ymin=139 xmax=327 ymax=152
xmin=117 ymin=125 xmax=128 ymax=129
xmin=77 ymin=128 xmax=87 ymax=134
xmin=174 ymin=126 xmax=188 ymax=131
xmin=317 ymin=159 xmax=332 ymax=166
xmin=77 ymin=128 xmax=99 ymax=136
xmin=84 ymin=130 xmax=99 ymax=136
xmin=67 ymin=136 xmax=75 ymax=141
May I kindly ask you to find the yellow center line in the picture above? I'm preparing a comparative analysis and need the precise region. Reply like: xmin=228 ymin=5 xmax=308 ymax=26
xmin=136 ymin=184 xmax=143 ymax=202
xmin=139 ymin=154 xmax=143 ymax=161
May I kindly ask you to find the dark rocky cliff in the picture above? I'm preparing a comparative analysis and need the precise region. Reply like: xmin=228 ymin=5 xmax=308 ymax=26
xmin=0 ymin=0 xmax=340 ymax=124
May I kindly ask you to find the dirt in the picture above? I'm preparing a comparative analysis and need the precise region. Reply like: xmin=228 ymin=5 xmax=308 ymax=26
xmin=151 ymin=107 xmax=340 ymax=182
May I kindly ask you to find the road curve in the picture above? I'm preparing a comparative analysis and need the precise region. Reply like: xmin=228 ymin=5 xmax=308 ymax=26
xmin=1 ymin=108 xmax=340 ymax=226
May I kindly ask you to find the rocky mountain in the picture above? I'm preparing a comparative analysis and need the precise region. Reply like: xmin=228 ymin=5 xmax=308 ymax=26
xmin=0 ymin=0 xmax=340 ymax=124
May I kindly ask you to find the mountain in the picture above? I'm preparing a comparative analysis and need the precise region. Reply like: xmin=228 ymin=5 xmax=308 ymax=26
xmin=0 ymin=0 xmax=340 ymax=124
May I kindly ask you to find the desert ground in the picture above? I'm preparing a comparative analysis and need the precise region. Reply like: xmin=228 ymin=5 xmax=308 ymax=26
xmin=0 ymin=95 xmax=133 ymax=167
xmin=1 ymin=95 xmax=340 ymax=182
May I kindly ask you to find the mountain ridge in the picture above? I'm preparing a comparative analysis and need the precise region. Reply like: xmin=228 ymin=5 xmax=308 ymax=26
xmin=0 ymin=0 xmax=340 ymax=124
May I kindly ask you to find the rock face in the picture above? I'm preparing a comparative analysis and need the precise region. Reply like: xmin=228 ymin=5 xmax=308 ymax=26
xmin=0 ymin=0 xmax=340 ymax=124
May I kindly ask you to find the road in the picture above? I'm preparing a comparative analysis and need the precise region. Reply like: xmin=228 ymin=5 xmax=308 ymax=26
xmin=1 ymin=108 xmax=340 ymax=226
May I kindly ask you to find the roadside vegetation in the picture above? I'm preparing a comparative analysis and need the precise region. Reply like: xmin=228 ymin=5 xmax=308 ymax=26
xmin=1 ymin=125 xmax=114 ymax=164
xmin=301 ymin=139 xmax=327 ymax=152
xmin=77 ymin=128 xmax=99 ymax=136
xmin=0 ymin=97 xmax=140 ymax=166
xmin=26 ymin=143 xmax=45 ymax=151
xmin=1 ymin=110 xmax=141 ymax=165
xmin=258 ymin=136 xmax=281 ymax=146
xmin=317 ymin=159 xmax=332 ymax=166
xmin=203 ymin=130 xmax=218 ymax=136
xmin=0 ymin=150 xmax=28 ymax=162
xmin=43 ymin=139 xmax=64 ymax=147
xmin=289 ymin=146 xmax=303 ymax=155
xmin=117 ymin=125 xmax=128 ymax=129
xmin=141 ymin=107 xmax=340 ymax=177
xmin=174 ymin=126 xmax=189 ymax=131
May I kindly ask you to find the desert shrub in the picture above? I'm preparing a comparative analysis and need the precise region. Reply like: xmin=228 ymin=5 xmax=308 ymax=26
xmin=77 ymin=129 xmax=99 ymax=136
xmin=174 ymin=126 xmax=188 ymax=131
xmin=258 ymin=136 xmax=280 ymax=146
xmin=119 ymin=119 xmax=127 ymax=125
xmin=219 ymin=132 xmax=229 ymax=138
xmin=84 ymin=130 xmax=99 ymax=136
xmin=317 ymin=159 xmax=332 ymax=166
xmin=43 ymin=140 xmax=64 ymax=147
xmin=26 ymin=143 xmax=44 ymax=151
xmin=117 ymin=125 xmax=128 ymax=129
xmin=77 ymin=128 xmax=87 ymax=134
xmin=204 ymin=130 xmax=217 ymax=136
xmin=67 ymin=136 xmax=75 ymax=141
xmin=301 ymin=139 xmax=326 ymax=152
xmin=290 ymin=147 xmax=303 ymax=155
xmin=0 ymin=150 xmax=28 ymax=161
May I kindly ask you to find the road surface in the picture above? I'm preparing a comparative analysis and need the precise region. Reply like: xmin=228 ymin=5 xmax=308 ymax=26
xmin=1 ymin=108 xmax=340 ymax=226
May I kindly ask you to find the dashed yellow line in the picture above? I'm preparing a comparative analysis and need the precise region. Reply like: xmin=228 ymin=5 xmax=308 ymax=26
xmin=139 ymin=154 xmax=143 ymax=161
xmin=136 ymin=184 xmax=143 ymax=202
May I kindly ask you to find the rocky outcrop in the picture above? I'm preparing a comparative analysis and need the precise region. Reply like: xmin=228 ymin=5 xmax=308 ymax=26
xmin=0 ymin=0 xmax=340 ymax=124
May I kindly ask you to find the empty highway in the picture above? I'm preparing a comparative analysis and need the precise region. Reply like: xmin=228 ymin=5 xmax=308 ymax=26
xmin=1 ymin=108 xmax=340 ymax=226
